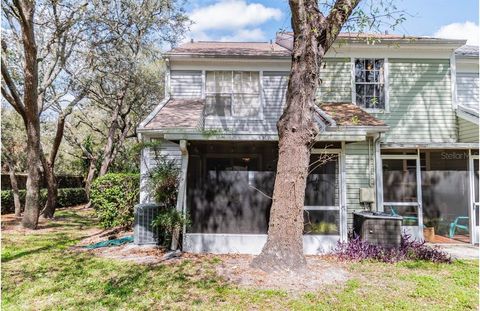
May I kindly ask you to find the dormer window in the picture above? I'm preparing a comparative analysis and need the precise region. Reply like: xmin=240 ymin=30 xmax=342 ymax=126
xmin=205 ymin=71 xmax=261 ymax=118
xmin=354 ymin=59 xmax=385 ymax=109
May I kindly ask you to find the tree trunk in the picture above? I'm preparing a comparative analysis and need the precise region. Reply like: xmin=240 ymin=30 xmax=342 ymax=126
xmin=23 ymin=122 xmax=42 ymax=229
xmin=41 ymin=161 xmax=57 ymax=219
xmin=41 ymin=112 xmax=69 ymax=218
xmin=20 ymin=1 xmax=42 ymax=229
xmin=252 ymin=0 xmax=360 ymax=272
xmin=84 ymin=158 xmax=97 ymax=198
xmin=5 ymin=158 xmax=22 ymax=217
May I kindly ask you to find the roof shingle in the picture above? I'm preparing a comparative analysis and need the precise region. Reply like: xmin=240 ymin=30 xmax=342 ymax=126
xmin=145 ymin=99 xmax=204 ymax=129
xmin=320 ymin=103 xmax=386 ymax=127
xmin=168 ymin=41 xmax=290 ymax=57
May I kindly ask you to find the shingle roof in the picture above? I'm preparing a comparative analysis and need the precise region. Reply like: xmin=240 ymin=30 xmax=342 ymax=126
xmin=168 ymin=41 xmax=290 ymax=57
xmin=320 ymin=103 xmax=386 ymax=127
xmin=455 ymin=45 xmax=479 ymax=57
xmin=145 ymin=99 xmax=204 ymax=129
xmin=168 ymin=32 xmax=464 ymax=57
xmin=144 ymin=99 xmax=385 ymax=131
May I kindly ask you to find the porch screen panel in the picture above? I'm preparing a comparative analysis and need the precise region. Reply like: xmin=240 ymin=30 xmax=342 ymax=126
xmin=382 ymin=159 xmax=417 ymax=202
xmin=305 ymin=155 xmax=339 ymax=206
xmin=382 ymin=158 xmax=419 ymax=225
xmin=421 ymin=151 xmax=469 ymax=236
xmin=187 ymin=155 xmax=274 ymax=234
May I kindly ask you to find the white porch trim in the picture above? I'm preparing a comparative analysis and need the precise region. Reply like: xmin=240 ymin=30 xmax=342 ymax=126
xmin=183 ymin=233 xmax=340 ymax=255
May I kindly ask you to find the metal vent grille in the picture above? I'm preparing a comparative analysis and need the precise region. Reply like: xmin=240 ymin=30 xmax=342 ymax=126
xmin=134 ymin=203 xmax=162 ymax=245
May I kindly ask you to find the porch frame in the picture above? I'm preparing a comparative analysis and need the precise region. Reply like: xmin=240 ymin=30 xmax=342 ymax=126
xmin=377 ymin=146 xmax=480 ymax=244
xmin=181 ymin=143 xmax=347 ymax=254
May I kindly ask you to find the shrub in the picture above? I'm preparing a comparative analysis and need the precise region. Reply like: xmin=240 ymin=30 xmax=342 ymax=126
xmin=335 ymin=233 xmax=452 ymax=264
xmin=146 ymin=156 xmax=185 ymax=246
xmin=90 ymin=173 xmax=140 ymax=228
xmin=151 ymin=208 xmax=190 ymax=247
xmin=57 ymin=188 xmax=88 ymax=207
xmin=147 ymin=156 xmax=179 ymax=208
xmin=1 ymin=188 xmax=87 ymax=214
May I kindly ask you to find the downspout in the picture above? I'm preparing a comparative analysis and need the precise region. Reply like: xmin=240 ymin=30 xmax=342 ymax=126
xmin=171 ymin=139 xmax=188 ymax=250
xmin=373 ymin=133 xmax=384 ymax=212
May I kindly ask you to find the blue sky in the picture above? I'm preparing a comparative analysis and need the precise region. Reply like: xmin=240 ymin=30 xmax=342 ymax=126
xmin=185 ymin=0 xmax=479 ymax=45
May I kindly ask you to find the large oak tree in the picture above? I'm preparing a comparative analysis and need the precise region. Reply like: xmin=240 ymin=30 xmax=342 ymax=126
xmin=251 ymin=0 xmax=405 ymax=272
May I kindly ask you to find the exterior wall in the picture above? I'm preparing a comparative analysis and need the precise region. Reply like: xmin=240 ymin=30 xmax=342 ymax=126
xmin=170 ymin=70 xmax=202 ymax=99
xmin=456 ymin=72 xmax=479 ymax=112
xmin=140 ymin=139 xmax=182 ymax=203
xmin=374 ymin=59 xmax=457 ymax=144
xmin=318 ymin=58 xmax=352 ymax=102
xmin=169 ymin=59 xmax=351 ymax=134
xmin=458 ymin=117 xmax=479 ymax=142
xmin=345 ymin=139 xmax=375 ymax=228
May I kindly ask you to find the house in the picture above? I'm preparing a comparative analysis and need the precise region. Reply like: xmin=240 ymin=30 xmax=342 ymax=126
xmin=137 ymin=33 xmax=479 ymax=254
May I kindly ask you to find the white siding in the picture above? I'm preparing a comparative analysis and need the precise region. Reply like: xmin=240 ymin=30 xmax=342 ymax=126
xmin=457 ymin=72 xmax=479 ymax=112
xmin=170 ymin=70 xmax=202 ymax=99
xmin=458 ymin=117 xmax=479 ymax=143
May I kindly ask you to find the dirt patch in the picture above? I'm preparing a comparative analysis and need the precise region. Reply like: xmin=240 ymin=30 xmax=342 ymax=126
xmin=215 ymin=254 xmax=349 ymax=293
xmin=75 ymin=226 xmax=133 ymax=247
xmin=1 ymin=205 xmax=95 ymax=233
xmin=75 ymin=244 xmax=170 ymax=264
xmin=76 ymin=241 xmax=348 ymax=293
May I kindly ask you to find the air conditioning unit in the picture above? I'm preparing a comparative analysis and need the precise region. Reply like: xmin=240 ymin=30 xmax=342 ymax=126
xmin=134 ymin=203 xmax=162 ymax=245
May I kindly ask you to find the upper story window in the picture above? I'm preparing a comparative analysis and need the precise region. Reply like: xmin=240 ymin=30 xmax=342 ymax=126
xmin=354 ymin=58 xmax=385 ymax=109
xmin=205 ymin=71 xmax=261 ymax=118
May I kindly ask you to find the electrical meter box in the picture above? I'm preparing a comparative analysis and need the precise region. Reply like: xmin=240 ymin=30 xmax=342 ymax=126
xmin=359 ymin=188 xmax=375 ymax=203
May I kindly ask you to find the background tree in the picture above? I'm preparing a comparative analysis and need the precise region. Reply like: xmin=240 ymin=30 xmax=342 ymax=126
xmin=66 ymin=0 xmax=188 ymax=196
xmin=1 ymin=109 xmax=27 ymax=217
xmin=251 ymin=0 xmax=406 ymax=272
xmin=2 ymin=0 xmax=43 ymax=228
xmin=2 ymin=0 xmax=189 ymax=224
xmin=2 ymin=0 xmax=90 ymax=223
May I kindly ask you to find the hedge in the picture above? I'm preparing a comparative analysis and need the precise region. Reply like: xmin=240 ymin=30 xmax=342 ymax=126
xmin=90 ymin=173 xmax=140 ymax=228
xmin=1 ymin=188 xmax=88 ymax=214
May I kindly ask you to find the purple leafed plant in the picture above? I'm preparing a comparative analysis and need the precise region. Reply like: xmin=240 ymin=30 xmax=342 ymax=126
xmin=334 ymin=233 xmax=452 ymax=264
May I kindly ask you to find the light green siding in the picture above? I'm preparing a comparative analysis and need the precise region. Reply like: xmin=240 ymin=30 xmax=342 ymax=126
xmin=345 ymin=140 xmax=375 ymax=228
xmin=318 ymin=58 xmax=351 ymax=102
xmin=458 ymin=117 xmax=479 ymax=142
xmin=375 ymin=59 xmax=457 ymax=143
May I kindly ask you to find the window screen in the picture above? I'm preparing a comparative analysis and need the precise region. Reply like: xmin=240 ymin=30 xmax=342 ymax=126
xmin=305 ymin=155 xmax=338 ymax=206
xmin=205 ymin=71 xmax=260 ymax=117
xmin=354 ymin=59 xmax=385 ymax=109
xmin=382 ymin=159 xmax=417 ymax=202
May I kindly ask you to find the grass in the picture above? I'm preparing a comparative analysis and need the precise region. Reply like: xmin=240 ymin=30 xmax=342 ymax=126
xmin=2 ymin=208 xmax=478 ymax=310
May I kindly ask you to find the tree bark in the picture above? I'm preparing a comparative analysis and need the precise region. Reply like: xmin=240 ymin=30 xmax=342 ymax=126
xmin=41 ymin=113 xmax=66 ymax=218
xmin=5 ymin=157 xmax=22 ymax=217
xmin=41 ymin=159 xmax=57 ymax=218
xmin=251 ymin=0 xmax=360 ymax=272
xmin=84 ymin=158 xmax=97 ymax=198
xmin=18 ymin=0 xmax=42 ymax=229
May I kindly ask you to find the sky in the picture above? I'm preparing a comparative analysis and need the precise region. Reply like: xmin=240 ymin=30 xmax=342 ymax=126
xmin=185 ymin=0 xmax=479 ymax=45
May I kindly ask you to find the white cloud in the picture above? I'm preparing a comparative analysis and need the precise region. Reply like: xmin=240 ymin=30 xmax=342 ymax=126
xmin=219 ymin=28 xmax=266 ymax=41
xmin=188 ymin=0 xmax=282 ymax=42
xmin=434 ymin=21 xmax=479 ymax=45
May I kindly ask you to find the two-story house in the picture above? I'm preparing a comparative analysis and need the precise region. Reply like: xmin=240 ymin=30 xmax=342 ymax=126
xmin=137 ymin=33 xmax=479 ymax=254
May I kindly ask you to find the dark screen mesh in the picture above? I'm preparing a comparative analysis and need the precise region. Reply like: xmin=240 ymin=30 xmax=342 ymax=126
xmin=186 ymin=142 xmax=339 ymax=234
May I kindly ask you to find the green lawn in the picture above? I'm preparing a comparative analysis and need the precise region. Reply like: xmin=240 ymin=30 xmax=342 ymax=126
xmin=2 ymin=208 xmax=478 ymax=310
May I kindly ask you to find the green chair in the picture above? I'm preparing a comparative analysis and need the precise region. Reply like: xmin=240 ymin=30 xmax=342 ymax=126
xmin=389 ymin=206 xmax=419 ymax=226
xmin=448 ymin=216 xmax=469 ymax=238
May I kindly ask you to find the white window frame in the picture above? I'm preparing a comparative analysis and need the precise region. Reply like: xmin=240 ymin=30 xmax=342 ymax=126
xmin=204 ymin=70 xmax=264 ymax=120
xmin=351 ymin=57 xmax=390 ymax=113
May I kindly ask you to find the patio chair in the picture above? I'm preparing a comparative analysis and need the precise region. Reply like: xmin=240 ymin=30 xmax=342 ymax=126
xmin=448 ymin=216 xmax=469 ymax=238
xmin=389 ymin=206 xmax=420 ymax=225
